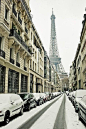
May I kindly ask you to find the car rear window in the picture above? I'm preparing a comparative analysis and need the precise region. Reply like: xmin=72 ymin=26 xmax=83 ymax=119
xmin=0 ymin=95 xmax=10 ymax=103
xmin=19 ymin=94 xmax=28 ymax=100
xmin=76 ymin=90 xmax=86 ymax=98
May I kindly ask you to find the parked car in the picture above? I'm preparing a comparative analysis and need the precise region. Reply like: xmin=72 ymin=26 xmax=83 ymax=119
xmin=78 ymin=95 xmax=86 ymax=124
xmin=40 ymin=93 xmax=47 ymax=102
xmin=32 ymin=93 xmax=44 ymax=106
xmin=74 ymin=90 xmax=86 ymax=112
xmin=18 ymin=93 xmax=36 ymax=110
xmin=50 ymin=93 xmax=54 ymax=100
xmin=71 ymin=91 xmax=76 ymax=105
xmin=68 ymin=92 xmax=73 ymax=101
xmin=0 ymin=94 xmax=24 ymax=125
xmin=66 ymin=91 xmax=69 ymax=96
xmin=44 ymin=92 xmax=50 ymax=101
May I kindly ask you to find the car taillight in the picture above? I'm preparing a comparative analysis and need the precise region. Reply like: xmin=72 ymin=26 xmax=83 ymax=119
xmin=0 ymin=111 xmax=2 ymax=113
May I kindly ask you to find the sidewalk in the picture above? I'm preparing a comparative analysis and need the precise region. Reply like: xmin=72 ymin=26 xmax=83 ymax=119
xmin=65 ymin=95 xmax=86 ymax=129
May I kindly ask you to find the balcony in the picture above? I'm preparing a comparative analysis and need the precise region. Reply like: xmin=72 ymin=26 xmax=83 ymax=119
xmin=18 ymin=0 xmax=32 ymax=21
xmin=12 ymin=7 xmax=17 ymax=17
xmin=9 ymin=29 xmax=32 ymax=55
xmin=24 ymin=66 xmax=27 ymax=71
xmin=10 ymin=58 xmax=14 ymax=64
xmin=0 ymin=49 xmax=5 ymax=59
xmin=16 ymin=62 xmax=20 ymax=67
xmin=18 ymin=16 xmax=22 ymax=25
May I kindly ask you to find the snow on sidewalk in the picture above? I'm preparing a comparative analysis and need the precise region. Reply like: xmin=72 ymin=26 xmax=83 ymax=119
xmin=30 ymin=94 xmax=64 ymax=129
xmin=65 ymin=95 xmax=86 ymax=129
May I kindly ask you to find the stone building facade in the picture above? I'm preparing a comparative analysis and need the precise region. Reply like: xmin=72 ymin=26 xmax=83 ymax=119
xmin=69 ymin=12 xmax=86 ymax=90
xmin=0 ymin=0 xmax=62 ymax=93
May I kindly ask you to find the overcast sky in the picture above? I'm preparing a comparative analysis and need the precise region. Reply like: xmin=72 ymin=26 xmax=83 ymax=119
xmin=30 ymin=0 xmax=86 ymax=74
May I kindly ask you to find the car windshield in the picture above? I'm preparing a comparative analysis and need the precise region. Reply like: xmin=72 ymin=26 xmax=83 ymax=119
xmin=19 ymin=94 xmax=28 ymax=100
xmin=76 ymin=90 xmax=86 ymax=98
xmin=0 ymin=95 xmax=10 ymax=103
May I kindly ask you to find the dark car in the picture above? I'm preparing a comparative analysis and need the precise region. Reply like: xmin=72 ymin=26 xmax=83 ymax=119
xmin=78 ymin=95 xmax=86 ymax=124
xmin=40 ymin=93 xmax=47 ymax=102
xmin=18 ymin=93 xmax=36 ymax=111
xmin=32 ymin=93 xmax=44 ymax=106
xmin=50 ymin=93 xmax=55 ymax=99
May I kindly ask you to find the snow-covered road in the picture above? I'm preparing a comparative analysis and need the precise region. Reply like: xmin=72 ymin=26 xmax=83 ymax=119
xmin=30 ymin=94 xmax=64 ymax=129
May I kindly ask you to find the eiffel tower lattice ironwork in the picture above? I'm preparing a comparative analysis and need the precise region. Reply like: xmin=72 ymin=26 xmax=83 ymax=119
xmin=49 ymin=9 xmax=67 ymax=78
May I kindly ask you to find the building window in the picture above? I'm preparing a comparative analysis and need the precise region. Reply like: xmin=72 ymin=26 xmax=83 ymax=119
xmin=18 ymin=12 xmax=22 ymax=24
xmin=30 ymin=59 xmax=32 ymax=69
xmin=24 ymin=59 xmax=26 ymax=67
xmin=35 ymin=63 xmax=36 ymax=72
xmin=21 ymin=74 xmax=27 ymax=92
xmin=16 ymin=52 xmax=19 ymax=62
xmin=8 ymin=69 xmax=19 ymax=93
xmin=16 ymin=52 xmax=20 ymax=67
xmin=10 ymin=48 xmax=13 ymax=59
xmin=18 ymin=30 xmax=20 ymax=35
xmin=12 ymin=3 xmax=17 ymax=17
xmin=5 ymin=6 xmax=9 ymax=21
xmin=35 ymin=51 xmax=36 ymax=59
xmin=33 ymin=61 xmax=34 ymax=70
xmin=31 ymin=32 xmax=32 ymax=40
xmin=10 ymin=48 xmax=14 ymax=64
xmin=0 ymin=65 xmax=5 ymax=93
xmin=30 ymin=74 xmax=33 ymax=93
xmin=24 ymin=58 xmax=27 ymax=71
xmin=0 ymin=37 xmax=2 ymax=49
xmin=0 ymin=0 xmax=1 ymax=11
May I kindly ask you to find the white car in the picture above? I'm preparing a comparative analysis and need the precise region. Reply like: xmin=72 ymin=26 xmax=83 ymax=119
xmin=0 ymin=94 xmax=24 ymax=124
xmin=78 ymin=95 xmax=86 ymax=124
xmin=74 ymin=90 xmax=86 ymax=112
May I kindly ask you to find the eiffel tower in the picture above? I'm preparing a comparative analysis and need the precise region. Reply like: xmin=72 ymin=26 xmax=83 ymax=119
xmin=49 ymin=9 xmax=68 ymax=79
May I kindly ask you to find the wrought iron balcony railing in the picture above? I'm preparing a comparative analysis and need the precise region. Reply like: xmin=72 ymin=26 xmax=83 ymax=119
xmin=10 ymin=58 xmax=14 ymax=64
xmin=9 ymin=29 xmax=32 ymax=55
xmin=12 ymin=7 xmax=17 ymax=17
xmin=0 ymin=49 xmax=5 ymax=59
xmin=16 ymin=62 xmax=20 ymax=67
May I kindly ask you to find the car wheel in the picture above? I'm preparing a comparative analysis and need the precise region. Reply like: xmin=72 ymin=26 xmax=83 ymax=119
xmin=39 ymin=102 xmax=40 ymax=106
xmin=42 ymin=100 xmax=44 ymax=104
xmin=27 ymin=105 xmax=30 ymax=111
xmin=19 ymin=107 xmax=23 ymax=115
xmin=4 ymin=112 xmax=10 ymax=125
xmin=34 ymin=102 xmax=37 ymax=108
xmin=78 ymin=110 xmax=81 ymax=121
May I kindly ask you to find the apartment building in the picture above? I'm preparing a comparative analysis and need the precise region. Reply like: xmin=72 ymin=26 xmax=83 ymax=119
xmin=0 ymin=0 xmax=44 ymax=93
xmin=44 ymin=50 xmax=50 ymax=92
xmin=69 ymin=12 xmax=86 ymax=90
xmin=80 ymin=13 xmax=86 ymax=89
xmin=0 ymin=0 xmax=62 ymax=93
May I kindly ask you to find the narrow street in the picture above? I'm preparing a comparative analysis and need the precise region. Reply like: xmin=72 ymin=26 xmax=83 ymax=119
xmin=0 ymin=94 xmax=86 ymax=129
xmin=53 ymin=94 xmax=66 ymax=129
